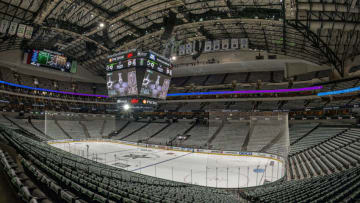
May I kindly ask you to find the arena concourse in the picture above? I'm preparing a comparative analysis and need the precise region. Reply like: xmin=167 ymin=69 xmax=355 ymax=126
xmin=0 ymin=0 xmax=360 ymax=202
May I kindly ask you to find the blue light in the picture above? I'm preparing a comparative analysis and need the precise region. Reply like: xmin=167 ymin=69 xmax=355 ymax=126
xmin=317 ymin=86 xmax=360 ymax=96
xmin=167 ymin=86 xmax=323 ymax=97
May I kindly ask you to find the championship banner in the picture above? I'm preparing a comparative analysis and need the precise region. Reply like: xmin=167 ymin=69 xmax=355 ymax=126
xmin=178 ymin=44 xmax=185 ymax=55
xmin=213 ymin=40 xmax=220 ymax=51
xmin=17 ymin=24 xmax=26 ymax=38
xmin=221 ymin=39 xmax=229 ymax=49
xmin=174 ymin=38 xmax=248 ymax=55
xmin=8 ymin=22 xmax=18 ymax=35
xmin=185 ymin=43 xmax=192 ymax=55
xmin=0 ymin=19 xmax=10 ymax=34
xmin=231 ymin=38 xmax=239 ymax=49
xmin=204 ymin=41 xmax=212 ymax=52
xmin=240 ymin=38 xmax=249 ymax=49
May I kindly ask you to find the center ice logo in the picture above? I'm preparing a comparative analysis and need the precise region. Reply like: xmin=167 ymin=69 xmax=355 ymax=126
xmin=123 ymin=153 xmax=150 ymax=159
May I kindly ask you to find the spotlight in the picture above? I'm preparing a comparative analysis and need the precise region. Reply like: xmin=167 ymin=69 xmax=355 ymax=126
xmin=123 ymin=104 xmax=130 ymax=111
xmin=171 ymin=56 xmax=177 ymax=61
xmin=99 ymin=23 xmax=105 ymax=28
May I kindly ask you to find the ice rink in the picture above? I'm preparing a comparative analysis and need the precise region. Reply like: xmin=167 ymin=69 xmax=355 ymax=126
xmin=50 ymin=141 xmax=285 ymax=188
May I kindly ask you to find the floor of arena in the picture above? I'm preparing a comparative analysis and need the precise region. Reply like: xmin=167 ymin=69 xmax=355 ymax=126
xmin=50 ymin=141 xmax=284 ymax=188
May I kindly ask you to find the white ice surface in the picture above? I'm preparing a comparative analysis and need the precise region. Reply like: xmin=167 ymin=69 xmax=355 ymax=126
xmin=50 ymin=141 xmax=285 ymax=188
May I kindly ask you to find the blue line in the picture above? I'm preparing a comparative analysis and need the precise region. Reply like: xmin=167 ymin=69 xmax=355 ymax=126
xmin=131 ymin=152 xmax=193 ymax=172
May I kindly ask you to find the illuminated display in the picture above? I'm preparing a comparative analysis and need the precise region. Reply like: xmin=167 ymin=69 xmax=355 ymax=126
xmin=140 ymin=69 xmax=171 ymax=99
xmin=317 ymin=86 xmax=360 ymax=96
xmin=25 ymin=49 xmax=76 ymax=73
xmin=106 ymin=58 xmax=141 ymax=72
xmin=106 ymin=50 xmax=172 ymax=77
xmin=167 ymin=86 xmax=323 ymax=96
xmin=107 ymin=68 xmax=138 ymax=97
xmin=106 ymin=49 xmax=172 ymax=100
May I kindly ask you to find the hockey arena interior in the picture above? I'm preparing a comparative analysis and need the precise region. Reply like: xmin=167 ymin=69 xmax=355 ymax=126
xmin=0 ymin=0 xmax=360 ymax=203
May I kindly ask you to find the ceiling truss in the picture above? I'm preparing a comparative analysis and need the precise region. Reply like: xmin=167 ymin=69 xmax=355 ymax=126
xmin=0 ymin=0 xmax=358 ymax=76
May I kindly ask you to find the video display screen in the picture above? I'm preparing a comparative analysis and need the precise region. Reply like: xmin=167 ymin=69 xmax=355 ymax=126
xmin=25 ymin=49 xmax=77 ymax=73
xmin=107 ymin=68 xmax=138 ymax=97
xmin=106 ymin=58 xmax=145 ymax=72
xmin=140 ymin=69 xmax=170 ymax=99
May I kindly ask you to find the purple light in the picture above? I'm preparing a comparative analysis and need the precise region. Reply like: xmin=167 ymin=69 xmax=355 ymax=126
xmin=0 ymin=80 xmax=108 ymax=98
xmin=167 ymin=86 xmax=323 ymax=96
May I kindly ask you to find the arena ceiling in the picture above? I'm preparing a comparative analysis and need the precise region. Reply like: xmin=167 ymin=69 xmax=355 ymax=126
xmin=0 ymin=0 xmax=359 ymax=77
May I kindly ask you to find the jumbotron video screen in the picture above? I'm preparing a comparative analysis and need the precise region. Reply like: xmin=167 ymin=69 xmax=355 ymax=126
xmin=140 ymin=69 xmax=170 ymax=99
xmin=24 ymin=49 xmax=77 ymax=73
xmin=107 ymin=68 xmax=138 ymax=97
xmin=106 ymin=50 xmax=172 ymax=100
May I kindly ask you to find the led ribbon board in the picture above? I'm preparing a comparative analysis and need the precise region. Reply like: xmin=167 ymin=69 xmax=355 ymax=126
xmin=167 ymin=86 xmax=323 ymax=97
xmin=317 ymin=86 xmax=360 ymax=96
xmin=0 ymin=80 xmax=108 ymax=98
xmin=0 ymin=79 xmax=323 ymax=99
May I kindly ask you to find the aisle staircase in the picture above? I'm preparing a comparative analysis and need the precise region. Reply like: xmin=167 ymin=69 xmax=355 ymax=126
xmin=241 ymin=121 xmax=256 ymax=151
xmin=168 ymin=121 xmax=197 ymax=144
xmin=109 ymin=121 xmax=130 ymax=138
xmin=120 ymin=122 xmax=151 ymax=140
xmin=207 ymin=120 xmax=225 ymax=146
xmin=54 ymin=119 xmax=72 ymax=139
xmin=144 ymin=122 xmax=172 ymax=141
xmin=100 ymin=120 xmax=106 ymax=136
xmin=260 ymin=127 xmax=287 ymax=153
xmin=79 ymin=121 xmax=91 ymax=138
xmin=28 ymin=118 xmax=52 ymax=140
xmin=291 ymin=123 xmax=321 ymax=146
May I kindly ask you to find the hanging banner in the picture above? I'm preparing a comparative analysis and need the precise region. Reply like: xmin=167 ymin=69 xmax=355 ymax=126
xmin=240 ymin=38 xmax=249 ymax=49
xmin=185 ymin=43 xmax=192 ymax=55
xmin=213 ymin=40 xmax=220 ymax=51
xmin=8 ymin=22 xmax=18 ymax=35
xmin=178 ymin=44 xmax=185 ymax=55
xmin=173 ymin=38 xmax=248 ymax=56
xmin=17 ymin=24 xmax=26 ymax=38
xmin=221 ymin=39 xmax=229 ymax=50
xmin=231 ymin=38 xmax=239 ymax=49
xmin=204 ymin=41 xmax=212 ymax=52
xmin=0 ymin=19 xmax=10 ymax=34
xmin=24 ymin=26 xmax=33 ymax=39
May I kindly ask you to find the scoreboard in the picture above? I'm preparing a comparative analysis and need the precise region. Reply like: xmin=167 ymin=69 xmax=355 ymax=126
xmin=106 ymin=49 xmax=172 ymax=76
xmin=106 ymin=50 xmax=172 ymax=107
